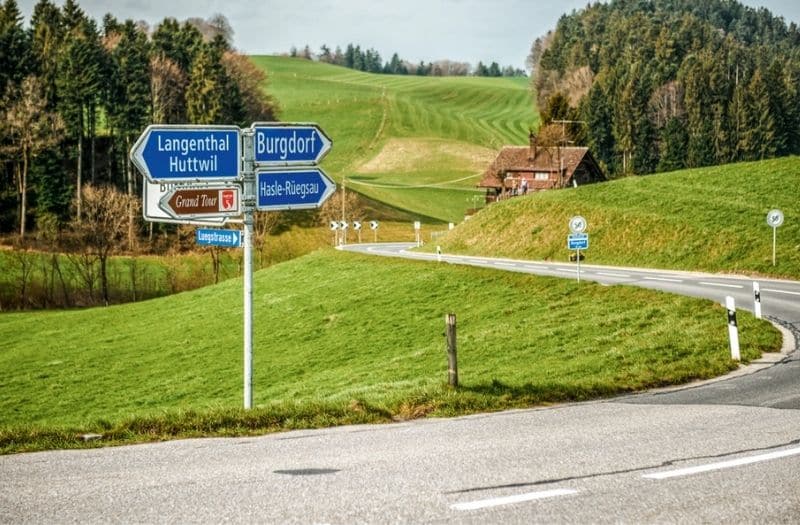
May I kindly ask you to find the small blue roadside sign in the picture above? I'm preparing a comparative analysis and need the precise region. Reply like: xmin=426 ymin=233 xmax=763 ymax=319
xmin=196 ymin=228 xmax=241 ymax=248
xmin=568 ymin=233 xmax=589 ymax=250
xmin=130 ymin=125 xmax=241 ymax=183
xmin=256 ymin=167 xmax=336 ymax=211
xmin=252 ymin=123 xmax=332 ymax=165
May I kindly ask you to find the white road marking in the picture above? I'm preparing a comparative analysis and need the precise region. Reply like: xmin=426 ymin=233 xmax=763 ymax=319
xmin=557 ymin=268 xmax=578 ymax=273
xmin=643 ymin=446 xmax=800 ymax=480
xmin=597 ymin=272 xmax=631 ymax=278
xmin=763 ymin=288 xmax=800 ymax=297
xmin=451 ymin=488 xmax=578 ymax=511
xmin=524 ymin=265 xmax=551 ymax=271
xmin=643 ymin=277 xmax=683 ymax=283
xmin=495 ymin=262 xmax=517 ymax=268
xmin=699 ymin=282 xmax=743 ymax=289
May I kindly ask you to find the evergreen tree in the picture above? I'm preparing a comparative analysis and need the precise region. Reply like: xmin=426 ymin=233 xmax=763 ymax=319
xmin=29 ymin=0 xmax=63 ymax=111
xmin=109 ymin=20 xmax=150 ymax=200
xmin=57 ymin=12 xmax=104 ymax=219
xmin=739 ymin=68 xmax=777 ymax=160
xmin=0 ymin=0 xmax=30 ymax=98
xmin=580 ymin=80 xmax=614 ymax=172
xmin=187 ymin=40 xmax=225 ymax=124
xmin=681 ymin=54 xmax=715 ymax=168
xmin=344 ymin=43 xmax=355 ymax=68
xmin=319 ymin=44 xmax=332 ymax=63
xmin=656 ymin=117 xmax=688 ymax=172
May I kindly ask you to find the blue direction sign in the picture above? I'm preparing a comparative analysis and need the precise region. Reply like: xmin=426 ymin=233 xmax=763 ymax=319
xmin=130 ymin=125 xmax=241 ymax=183
xmin=568 ymin=233 xmax=589 ymax=250
xmin=252 ymin=123 xmax=332 ymax=165
xmin=256 ymin=167 xmax=336 ymax=211
xmin=196 ymin=228 xmax=241 ymax=248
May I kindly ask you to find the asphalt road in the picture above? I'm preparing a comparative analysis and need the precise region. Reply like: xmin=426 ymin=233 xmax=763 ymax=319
xmin=2 ymin=243 xmax=798 ymax=523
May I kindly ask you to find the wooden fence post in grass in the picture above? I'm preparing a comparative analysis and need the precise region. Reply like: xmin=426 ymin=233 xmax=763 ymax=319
xmin=445 ymin=313 xmax=458 ymax=387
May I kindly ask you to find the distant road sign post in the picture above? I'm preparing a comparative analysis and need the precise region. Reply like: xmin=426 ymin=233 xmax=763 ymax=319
xmin=766 ymin=209 xmax=784 ymax=266
xmin=568 ymin=231 xmax=589 ymax=282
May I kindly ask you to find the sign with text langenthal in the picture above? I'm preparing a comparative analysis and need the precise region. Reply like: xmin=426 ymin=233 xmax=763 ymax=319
xmin=130 ymin=125 xmax=241 ymax=183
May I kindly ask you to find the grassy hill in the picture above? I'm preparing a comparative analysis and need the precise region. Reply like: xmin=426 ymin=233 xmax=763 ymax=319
xmin=250 ymin=57 xmax=538 ymax=222
xmin=0 ymin=250 xmax=779 ymax=452
xmin=430 ymin=157 xmax=800 ymax=279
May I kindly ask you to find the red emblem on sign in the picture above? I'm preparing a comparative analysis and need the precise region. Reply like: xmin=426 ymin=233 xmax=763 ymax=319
xmin=220 ymin=189 xmax=235 ymax=211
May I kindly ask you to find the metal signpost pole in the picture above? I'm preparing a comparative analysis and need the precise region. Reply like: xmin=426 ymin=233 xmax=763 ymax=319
xmin=577 ymin=249 xmax=581 ymax=282
xmin=773 ymin=225 xmax=777 ymax=266
xmin=242 ymin=130 xmax=255 ymax=410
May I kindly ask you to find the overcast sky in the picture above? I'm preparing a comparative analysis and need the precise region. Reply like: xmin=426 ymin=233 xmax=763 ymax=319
xmin=16 ymin=0 xmax=800 ymax=69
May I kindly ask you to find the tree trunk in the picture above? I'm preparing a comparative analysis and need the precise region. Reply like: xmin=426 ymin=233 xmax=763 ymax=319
xmin=90 ymin=103 xmax=96 ymax=184
xmin=100 ymin=252 xmax=109 ymax=306
xmin=76 ymin=130 xmax=83 ymax=221
xmin=20 ymin=152 xmax=28 ymax=238
xmin=126 ymin=135 xmax=135 ymax=250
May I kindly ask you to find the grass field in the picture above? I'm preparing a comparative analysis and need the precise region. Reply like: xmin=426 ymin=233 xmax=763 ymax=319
xmin=250 ymin=57 xmax=538 ymax=222
xmin=428 ymin=157 xmax=800 ymax=279
xmin=0 ymin=250 xmax=779 ymax=453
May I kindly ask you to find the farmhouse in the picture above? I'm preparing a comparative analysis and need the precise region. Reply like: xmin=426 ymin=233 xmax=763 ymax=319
xmin=478 ymin=133 xmax=606 ymax=202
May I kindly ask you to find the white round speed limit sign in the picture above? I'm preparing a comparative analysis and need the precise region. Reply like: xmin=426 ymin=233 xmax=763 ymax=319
xmin=766 ymin=209 xmax=784 ymax=228
xmin=569 ymin=215 xmax=587 ymax=233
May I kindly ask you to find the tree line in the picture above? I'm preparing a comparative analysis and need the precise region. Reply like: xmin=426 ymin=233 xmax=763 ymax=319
xmin=0 ymin=0 xmax=278 ymax=239
xmin=529 ymin=0 xmax=800 ymax=176
xmin=290 ymin=42 xmax=526 ymax=77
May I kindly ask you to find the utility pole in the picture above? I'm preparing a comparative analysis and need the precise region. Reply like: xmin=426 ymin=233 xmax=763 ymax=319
xmin=552 ymin=119 xmax=586 ymax=188
xmin=341 ymin=176 xmax=346 ymax=245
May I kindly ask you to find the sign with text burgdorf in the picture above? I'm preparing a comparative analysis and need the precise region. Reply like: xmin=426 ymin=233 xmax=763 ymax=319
xmin=252 ymin=123 xmax=332 ymax=166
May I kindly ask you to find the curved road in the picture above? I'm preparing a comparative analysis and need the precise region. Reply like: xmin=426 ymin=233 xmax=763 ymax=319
xmin=2 ymin=243 xmax=798 ymax=523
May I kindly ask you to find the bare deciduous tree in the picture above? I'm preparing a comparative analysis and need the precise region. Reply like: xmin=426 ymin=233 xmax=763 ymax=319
xmin=69 ymin=184 xmax=136 ymax=305
xmin=222 ymin=51 xmax=278 ymax=122
xmin=150 ymin=55 xmax=187 ymax=124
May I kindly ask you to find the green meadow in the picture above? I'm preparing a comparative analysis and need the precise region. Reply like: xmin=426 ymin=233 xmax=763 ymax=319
xmin=0 ymin=250 xmax=779 ymax=453
xmin=0 ymin=58 xmax=794 ymax=454
xmin=431 ymin=157 xmax=800 ymax=279
xmin=251 ymin=56 xmax=538 ymax=222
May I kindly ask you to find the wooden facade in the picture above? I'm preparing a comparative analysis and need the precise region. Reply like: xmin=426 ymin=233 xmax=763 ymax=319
xmin=478 ymin=134 xmax=606 ymax=202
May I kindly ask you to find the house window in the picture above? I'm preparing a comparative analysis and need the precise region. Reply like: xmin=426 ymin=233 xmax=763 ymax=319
xmin=535 ymin=172 xmax=549 ymax=181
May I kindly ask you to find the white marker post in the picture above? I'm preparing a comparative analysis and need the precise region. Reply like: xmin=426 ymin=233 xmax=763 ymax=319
xmin=726 ymin=296 xmax=740 ymax=361
xmin=437 ymin=245 xmax=442 ymax=263
xmin=414 ymin=221 xmax=421 ymax=247
xmin=753 ymin=282 xmax=762 ymax=319
xmin=370 ymin=220 xmax=379 ymax=243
